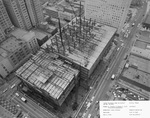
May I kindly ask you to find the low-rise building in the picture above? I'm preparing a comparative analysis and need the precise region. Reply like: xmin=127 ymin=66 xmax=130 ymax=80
xmin=32 ymin=30 xmax=48 ymax=46
xmin=120 ymin=39 xmax=150 ymax=92
xmin=0 ymin=48 xmax=13 ymax=78
xmin=0 ymin=37 xmax=31 ymax=78
xmin=58 ymin=11 xmax=75 ymax=21
xmin=11 ymin=28 xmax=39 ymax=54
xmin=21 ymin=31 xmax=39 ymax=54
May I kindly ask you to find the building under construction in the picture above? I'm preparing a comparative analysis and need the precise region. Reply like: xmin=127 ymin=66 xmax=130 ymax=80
xmin=15 ymin=49 xmax=79 ymax=106
xmin=42 ymin=17 xmax=117 ymax=80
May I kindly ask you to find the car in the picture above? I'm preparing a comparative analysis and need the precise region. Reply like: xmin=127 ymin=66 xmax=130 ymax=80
xmin=106 ymin=67 xmax=110 ymax=72
xmin=117 ymin=48 xmax=120 ymax=51
xmin=21 ymin=97 xmax=27 ymax=103
xmin=15 ymin=92 xmax=19 ymax=96
xmin=91 ymin=96 xmax=95 ymax=101
xmin=82 ymin=113 xmax=86 ymax=118
xmin=121 ymin=43 xmax=124 ymax=46
xmin=11 ymin=84 xmax=16 ymax=89
xmin=16 ymin=104 xmax=20 ymax=107
xmin=88 ymin=114 xmax=91 ymax=118
xmin=111 ymin=74 xmax=115 ymax=80
xmin=89 ymin=86 xmax=93 ymax=90
xmin=117 ymin=95 xmax=121 ymax=97
xmin=3 ymin=88 xmax=8 ymax=93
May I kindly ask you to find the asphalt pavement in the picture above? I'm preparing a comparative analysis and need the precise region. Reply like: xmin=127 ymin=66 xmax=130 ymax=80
xmin=12 ymin=91 xmax=57 ymax=118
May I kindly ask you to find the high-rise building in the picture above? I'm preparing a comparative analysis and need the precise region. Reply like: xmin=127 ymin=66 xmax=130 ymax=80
xmin=0 ymin=0 xmax=13 ymax=33
xmin=0 ymin=26 xmax=5 ymax=43
xmin=85 ymin=0 xmax=132 ymax=33
xmin=25 ymin=0 xmax=44 ymax=26
xmin=3 ymin=0 xmax=43 ymax=30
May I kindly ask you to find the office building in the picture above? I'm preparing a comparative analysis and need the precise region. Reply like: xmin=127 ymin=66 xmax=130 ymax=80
xmin=3 ymin=0 xmax=43 ymax=30
xmin=0 ymin=37 xmax=31 ymax=78
xmin=0 ymin=0 xmax=13 ymax=33
xmin=85 ymin=0 xmax=132 ymax=33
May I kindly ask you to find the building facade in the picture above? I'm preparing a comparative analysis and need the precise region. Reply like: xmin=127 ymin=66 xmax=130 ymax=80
xmin=3 ymin=0 xmax=43 ymax=30
xmin=0 ymin=25 xmax=5 ymax=43
xmin=85 ymin=0 xmax=132 ymax=33
xmin=21 ymin=31 xmax=39 ymax=54
xmin=0 ymin=0 xmax=13 ymax=33
xmin=25 ymin=0 xmax=44 ymax=27
xmin=0 ymin=48 xmax=13 ymax=78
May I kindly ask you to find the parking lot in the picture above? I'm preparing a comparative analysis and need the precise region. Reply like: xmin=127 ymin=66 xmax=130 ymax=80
xmin=111 ymin=84 xmax=148 ymax=101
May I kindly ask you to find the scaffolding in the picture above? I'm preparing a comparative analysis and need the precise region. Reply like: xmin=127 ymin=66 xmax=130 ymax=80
xmin=42 ymin=17 xmax=117 ymax=80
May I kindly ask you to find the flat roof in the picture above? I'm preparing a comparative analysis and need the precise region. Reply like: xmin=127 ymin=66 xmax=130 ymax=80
xmin=42 ymin=17 xmax=117 ymax=70
xmin=45 ymin=6 xmax=58 ymax=11
xmin=144 ymin=14 xmax=150 ymax=24
xmin=32 ymin=31 xmax=47 ymax=40
xmin=129 ymin=54 xmax=150 ymax=74
xmin=21 ymin=31 xmax=35 ymax=42
xmin=0 ymin=37 xmax=25 ymax=53
xmin=134 ymin=39 xmax=150 ymax=49
xmin=11 ymin=28 xmax=28 ymax=39
xmin=0 ymin=48 xmax=8 ymax=58
xmin=137 ymin=35 xmax=150 ymax=43
xmin=122 ymin=67 xmax=150 ymax=89
xmin=131 ymin=46 xmax=150 ymax=60
xmin=16 ymin=50 xmax=79 ymax=100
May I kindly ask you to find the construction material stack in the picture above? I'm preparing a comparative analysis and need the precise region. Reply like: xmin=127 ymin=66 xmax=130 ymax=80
xmin=16 ymin=49 xmax=79 ymax=106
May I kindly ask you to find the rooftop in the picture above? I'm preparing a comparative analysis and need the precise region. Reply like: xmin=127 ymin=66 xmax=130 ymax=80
xmin=122 ymin=67 xmax=150 ymax=91
xmin=45 ymin=6 xmax=58 ymax=12
xmin=130 ymin=46 xmax=150 ymax=60
xmin=11 ymin=28 xmax=28 ymax=39
xmin=137 ymin=34 xmax=150 ymax=43
xmin=32 ymin=31 xmax=47 ymax=40
xmin=134 ymin=39 xmax=150 ymax=49
xmin=16 ymin=50 xmax=79 ymax=105
xmin=21 ymin=31 xmax=35 ymax=42
xmin=0 ymin=48 xmax=8 ymax=59
xmin=0 ymin=37 xmax=25 ymax=53
xmin=128 ymin=54 xmax=150 ymax=74
xmin=144 ymin=13 xmax=150 ymax=24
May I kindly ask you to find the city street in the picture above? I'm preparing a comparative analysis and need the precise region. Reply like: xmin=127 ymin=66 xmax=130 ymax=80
xmin=12 ymin=91 xmax=57 ymax=118
xmin=76 ymin=1 xmax=148 ymax=117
